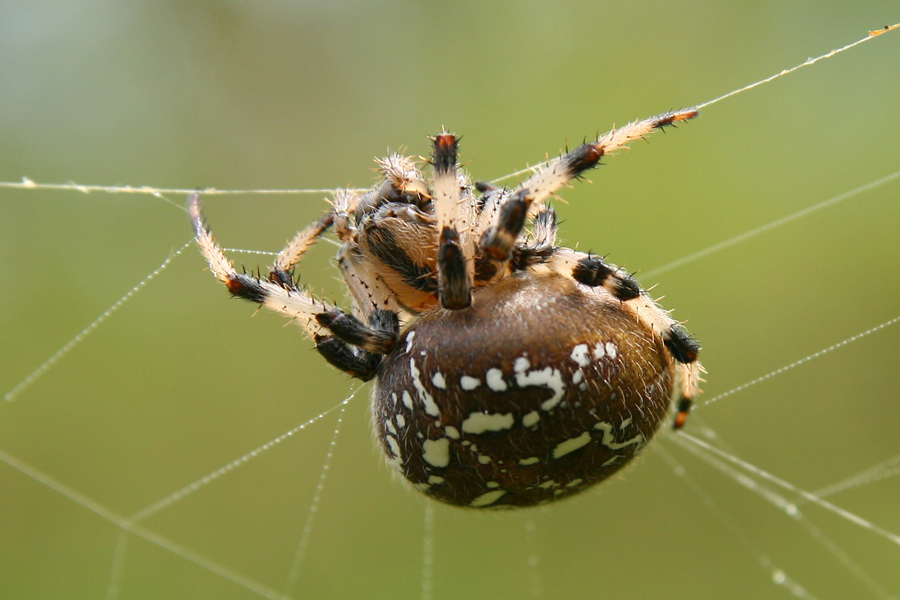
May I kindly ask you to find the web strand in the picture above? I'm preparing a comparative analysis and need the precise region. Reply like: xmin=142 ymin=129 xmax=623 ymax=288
xmin=699 ymin=314 xmax=900 ymax=410
xmin=0 ymin=448 xmax=289 ymax=600
xmin=284 ymin=403 xmax=348 ymax=595
xmin=1 ymin=20 xmax=898 ymax=600
xmin=421 ymin=502 xmax=435 ymax=600
xmin=3 ymin=240 xmax=194 ymax=403
xmin=675 ymin=433 xmax=900 ymax=549
xmin=642 ymin=169 xmax=900 ymax=280
xmin=1 ymin=24 xmax=896 ymax=201
xmin=129 ymin=391 xmax=357 ymax=524
xmin=654 ymin=444 xmax=822 ymax=600
xmin=694 ymin=23 xmax=900 ymax=111
xmin=670 ymin=434 xmax=899 ymax=600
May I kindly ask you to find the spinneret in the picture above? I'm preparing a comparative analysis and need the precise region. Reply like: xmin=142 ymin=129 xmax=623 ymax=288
xmin=190 ymin=108 xmax=703 ymax=508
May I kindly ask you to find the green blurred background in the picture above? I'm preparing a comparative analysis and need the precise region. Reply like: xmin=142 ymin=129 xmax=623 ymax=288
xmin=1 ymin=1 xmax=899 ymax=599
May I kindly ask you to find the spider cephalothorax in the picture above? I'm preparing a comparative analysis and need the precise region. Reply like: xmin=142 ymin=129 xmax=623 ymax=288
xmin=190 ymin=108 xmax=703 ymax=509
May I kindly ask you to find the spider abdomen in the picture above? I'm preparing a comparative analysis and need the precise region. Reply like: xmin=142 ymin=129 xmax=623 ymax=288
xmin=373 ymin=270 xmax=675 ymax=508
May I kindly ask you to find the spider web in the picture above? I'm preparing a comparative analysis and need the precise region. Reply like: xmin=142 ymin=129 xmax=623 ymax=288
xmin=1 ymin=4 xmax=899 ymax=599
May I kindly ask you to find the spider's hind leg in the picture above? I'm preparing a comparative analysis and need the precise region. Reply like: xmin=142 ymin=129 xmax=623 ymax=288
xmin=542 ymin=246 xmax=702 ymax=428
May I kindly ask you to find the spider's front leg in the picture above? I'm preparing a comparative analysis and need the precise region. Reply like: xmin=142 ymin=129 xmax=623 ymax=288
xmin=480 ymin=108 xmax=699 ymax=265
xmin=188 ymin=193 xmax=399 ymax=380
xmin=431 ymin=132 xmax=474 ymax=309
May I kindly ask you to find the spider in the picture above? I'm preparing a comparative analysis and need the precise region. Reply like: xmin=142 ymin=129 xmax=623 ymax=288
xmin=190 ymin=108 xmax=703 ymax=509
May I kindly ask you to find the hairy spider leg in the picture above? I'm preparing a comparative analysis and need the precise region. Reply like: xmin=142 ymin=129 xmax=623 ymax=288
xmin=480 ymin=108 xmax=699 ymax=265
xmin=431 ymin=132 xmax=473 ymax=309
xmin=189 ymin=193 xmax=398 ymax=378
xmin=189 ymin=193 xmax=332 ymax=339
xmin=270 ymin=212 xmax=335 ymax=288
xmin=540 ymin=248 xmax=702 ymax=429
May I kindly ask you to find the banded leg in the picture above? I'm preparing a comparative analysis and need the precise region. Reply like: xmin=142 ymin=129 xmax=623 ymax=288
xmin=673 ymin=362 xmax=702 ymax=430
xmin=509 ymin=207 xmax=558 ymax=272
xmin=270 ymin=213 xmax=334 ymax=288
xmin=431 ymin=133 xmax=473 ymax=309
xmin=480 ymin=108 xmax=699 ymax=262
xmin=315 ymin=309 xmax=400 ymax=381
xmin=189 ymin=193 xmax=332 ymax=339
xmin=375 ymin=153 xmax=430 ymax=207
xmin=546 ymin=248 xmax=642 ymax=301
xmin=543 ymin=247 xmax=702 ymax=427
xmin=190 ymin=194 xmax=399 ymax=378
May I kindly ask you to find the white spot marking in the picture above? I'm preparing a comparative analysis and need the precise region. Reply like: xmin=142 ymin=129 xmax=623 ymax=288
xmin=486 ymin=368 xmax=508 ymax=392
xmin=386 ymin=436 xmax=401 ymax=459
xmin=462 ymin=412 xmax=515 ymax=434
xmin=570 ymin=343 xmax=591 ymax=367
xmin=566 ymin=478 xmax=584 ymax=488
xmin=522 ymin=411 xmax=540 ymax=428
xmin=513 ymin=358 xmax=565 ymax=411
xmin=486 ymin=481 xmax=500 ymax=489
xmin=469 ymin=490 xmax=506 ymax=507
xmin=405 ymin=331 xmax=416 ymax=353
xmin=605 ymin=342 xmax=618 ymax=359
xmin=460 ymin=375 xmax=481 ymax=390
xmin=444 ymin=425 xmax=460 ymax=439
xmin=619 ymin=417 xmax=632 ymax=429
xmin=395 ymin=414 xmax=406 ymax=428
xmin=572 ymin=369 xmax=583 ymax=384
xmin=552 ymin=431 xmax=592 ymax=459
xmin=518 ymin=457 xmax=540 ymax=466
xmin=593 ymin=342 xmax=606 ymax=359
xmin=477 ymin=454 xmax=492 ymax=464
xmin=539 ymin=480 xmax=559 ymax=489
xmin=422 ymin=438 xmax=450 ymax=468
xmin=410 ymin=358 xmax=440 ymax=417
xmin=428 ymin=475 xmax=445 ymax=485
xmin=432 ymin=372 xmax=446 ymax=389
xmin=402 ymin=391 xmax=414 ymax=410
xmin=593 ymin=422 xmax=644 ymax=450
xmin=385 ymin=420 xmax=396 ymax=435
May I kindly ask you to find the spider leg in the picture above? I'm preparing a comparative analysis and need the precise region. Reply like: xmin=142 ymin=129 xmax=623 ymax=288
xmin=270 ymin=212 xmax=334 ymax=288
xmin=190 ymin=193 xmax=402 ymax=380
xmin=314 ymin=336 xmax=383 ymax=381
xmin=189 ymin=193 xmax=333 ymax=339
xmin=315 ymin=308 xmax=400 ymax=380
xmin=673 ymin=362 xmax=702 ymax=429
xmin=542 ymin=248 xmax=641 ymax=301
xmin=480 ymin=108 xmax=699 ymax=262
xmin=335 ymin=244 xmax=410 ymax=320
xmin=315 ymin=307 xmax=399 ymax=354
xmin=376 ymin=153 xmax=430 ymax=207
xmin=509 ymin=207 xmax=558 ymax=272
xmin=539 ymin=246 xmax=702 ymax=427
xmin=431 ymin=133 xmax=473 ymax=309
